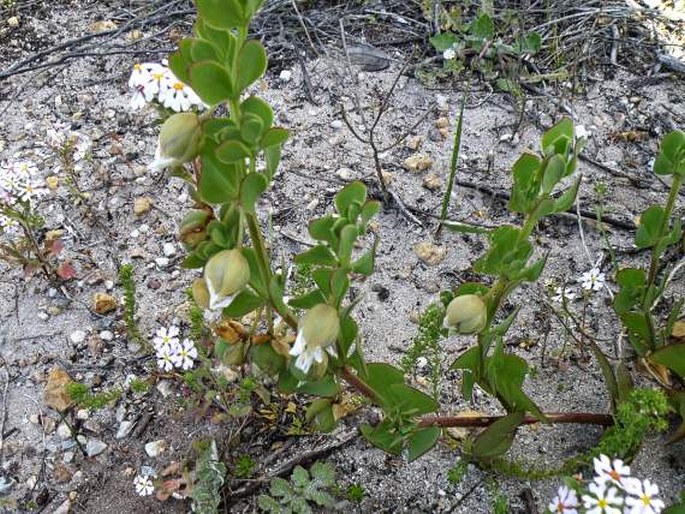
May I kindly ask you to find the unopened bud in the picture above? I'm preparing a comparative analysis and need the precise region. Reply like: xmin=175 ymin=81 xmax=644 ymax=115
xmin=150 ymin=112 xmax=201 ymax=170
xmin=203 ymin=249 xmax=250 ymax=310
xmin=444 ymin=294 xmax=487 ymax=334
xmin=299 ymin=304 xmax=340 ymax=350
xmin=289 ymin=304 xmax=340 ymax=375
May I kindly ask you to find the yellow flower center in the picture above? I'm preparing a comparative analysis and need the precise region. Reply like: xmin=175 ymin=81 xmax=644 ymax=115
xmin=133 ymin=63 xmax=141 ymax=71
xmin=598 ymin=499 xmax=608 ymax=508
xmin=153 ymin=72 xmax=164 ymax=81
xmin=173 ymin=82 xmax=185 ymax=91
xmin=608 ymin=470 xmax=620 ymax=481
xmin=641 ymin=495 xmax=651 ymax=506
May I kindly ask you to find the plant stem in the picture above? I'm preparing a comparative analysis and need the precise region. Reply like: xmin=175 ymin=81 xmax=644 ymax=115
xmin=418 ymin=412 xmax=613 ymax=428
xmin=645 ymin=175 xmax=682 ymax=293
xmin=339 ymin=366 xmax=381 ymax=404
xmin=246 ymin=213 xmax=297 ymax=330
xmin=338 ymin=366 xmax=614 ymax=428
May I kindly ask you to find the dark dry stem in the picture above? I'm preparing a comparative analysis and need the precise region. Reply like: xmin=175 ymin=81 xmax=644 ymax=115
xmin=418 ymin=412 xmax=614 ymax=428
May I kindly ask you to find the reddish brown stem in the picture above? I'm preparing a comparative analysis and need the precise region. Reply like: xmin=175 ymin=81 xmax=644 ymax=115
xmin=418 ymin=412 xmax=614 ymax=428
xmin=338 ymin=367 xmax=614 ymax=428
xmin=339 ymin=366 xmax=380 ymax=404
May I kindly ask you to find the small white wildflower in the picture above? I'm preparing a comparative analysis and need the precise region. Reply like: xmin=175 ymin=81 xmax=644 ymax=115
xmin=548 ymin=485 xmax=579 ymax=514
xmin=0 ymin=214 xmax=20 ymax=236
xmin=579 ymin=267 xmax=606 ymax=292
xmin=14 ymin=178 xmax=47 ymax=203
xmin=623 ymin=478 xmax=665 ymax=514
xmin=172 ymin=338 xmax=198 ymax=371
xmin=153 ymin=325 xmax=180 ymax=351
xmin=159 ymin=75 xmax=204 ymax=112
xmin=133 ymin=474 xmax=154 ymax=496
xmin=12 ymin=160 xmax=38 ymax=178
xmin=593 ymin=455 xmax=630 ymax=488
xmin=552 ymin=285 xmax=576 ymax=304
xmin=156 ymin=343 xmax=179 ymax=372
xmin=582 ymin=482 xmax=623 ymax=514
xmin=443 ymin=48 xmax=456 ymax=60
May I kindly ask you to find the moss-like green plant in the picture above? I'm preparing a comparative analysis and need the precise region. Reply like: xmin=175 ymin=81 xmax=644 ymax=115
xmin=66 ymin=382 xmax=122 ymax=410
xmin=401 ymin=302 xmax=445 ymax=400
xmin=119 ymin=263 xmax=145 ymax=348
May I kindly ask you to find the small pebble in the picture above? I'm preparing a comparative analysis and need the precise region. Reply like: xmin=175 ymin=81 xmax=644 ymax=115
xmin=144 ymin=439 xmax=167 ymax=458
xmin=155 ymin=257 xmax=170 ymax=268
xmin=279 ymin=69 xmax=292 ymax=82
xmin=70 ymin=330 xmax=86 ymax=344
xmin=116 ymin=420 xmax=135 ymax=440
xmin=99 ymin=330 xmax=113 ymax=341
xmin=330 ymin=120 xmax=343 ymax=130
xmin=85 ymin=439 xmax=107 ymax=457
xmin=38 ymin=311 xmax=49 ymax=321
xmin=162 ymin=242 xmax=176 ymax=257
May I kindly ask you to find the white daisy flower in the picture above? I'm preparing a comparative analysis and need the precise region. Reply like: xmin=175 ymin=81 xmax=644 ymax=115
xmin=14 ymin=178 xmax=47 ymax=203
xmin=548 ymin=485 xmax=579 ymax=514
xmin=172 ymin=338 xmax=198 ymax=371
xmin=593 ymin=455 xmax=631 ymax=488
xmin=153 ymin=325 xmax=180 ymax=351
xmin=552 ymin=285 xmax=576 ymax=304
xmin=0 ymin=214 xmax=20 ymax=236
xmin=443 ymin=48 xmax=456 ymax=60
xmin=582 ymin=482 xmax=623 ymax=514
xmin=133 ymin=474 xmax=154 ymax=496
xmin=128 ymin=62 xmax=167 ymax=110
xmin=159 ymin=76 xmax=203 ymax=112
xmin=156 ymin=343 xmax=179 ymax=372
xmin=579 ymin=267 xmax=606 ymax=292
xmin=623 ymin=478 xmax=665 ymax=514
xmin=12 ymin=160 xmax=38 ymax=178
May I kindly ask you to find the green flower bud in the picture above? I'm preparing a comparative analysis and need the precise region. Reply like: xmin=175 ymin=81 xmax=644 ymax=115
xmin=289 ymin=304 xmax=340 ymax=374
xmin=299 ymin=304 xmax=340 ymax=350
xmin=180 ymin=210 xmax=211 ymax=249
xmin=150 ymin=112 xmax=202 ymax=170
xmin=203 ymin=249 xmax=250 ymax=310
xmin=444 ymin=294 xmax=487 ymax=334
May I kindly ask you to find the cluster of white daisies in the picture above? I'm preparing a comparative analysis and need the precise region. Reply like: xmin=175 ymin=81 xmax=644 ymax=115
xmin=153 ymin=325 xmax=199 ymax=372
xmin=128 ymin=61 xmax=206 ymax=112
xmin=0 ymin=159 xmax=47 ymax=236
xmin=551 ymin=266 xmax=607 ymax=305
xmin=548 ymin=455 xmax=665 ymax=514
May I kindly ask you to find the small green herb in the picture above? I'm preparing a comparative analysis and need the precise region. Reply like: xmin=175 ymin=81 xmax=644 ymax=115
xmin=258 ymin=461 xmax=337 ymax=513
xmin=234 ymin=454 xmax=256 ymax=478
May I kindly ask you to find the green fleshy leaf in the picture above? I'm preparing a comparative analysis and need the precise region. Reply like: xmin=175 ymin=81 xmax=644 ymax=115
xmin=239 ymin=173 xmax=268 ymax=213
xmin=407 ymin=427 xmax=441 ymax=462
xmin=189 ymin=61 xmax=235 ymax=104
xmin=237 ymin=40 xmax=267 ymax=92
